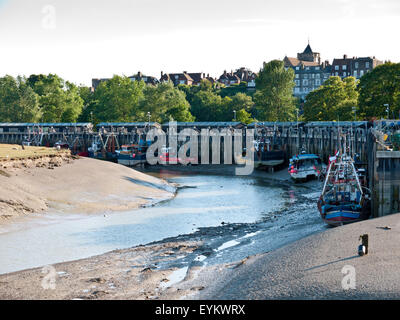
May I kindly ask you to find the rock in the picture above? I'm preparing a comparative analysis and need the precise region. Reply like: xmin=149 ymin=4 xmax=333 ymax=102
xmin=88 ymin=277 xmax=106 ymax=284
xmin=190 ymin=286 xmax=205 ymax=291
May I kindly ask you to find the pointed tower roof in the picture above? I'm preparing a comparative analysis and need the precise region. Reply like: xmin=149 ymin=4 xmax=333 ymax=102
xmin=303 ymin=43 xmax=313 ymax=54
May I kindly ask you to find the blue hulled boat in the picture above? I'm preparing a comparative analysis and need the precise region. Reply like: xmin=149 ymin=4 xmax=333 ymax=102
xmin=317 ymin=152 xmax=371 ymax=227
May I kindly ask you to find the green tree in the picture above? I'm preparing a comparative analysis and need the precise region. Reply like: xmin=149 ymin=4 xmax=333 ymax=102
xmin=226 ymin=93 xmax=255 ymax=123
xmin=303 ymin=76 xmax=358 ymax=121
xmin=139 ymin=81 xmax=194 ymax=122
xmin=254 ymin=60 xmax=296 ymax=121
xmin=94 ymin=75 xmax=145 ymax=122
xmin=77 ymin=86 xmax=98 ymax=123
xmin=0 ymin=75 xmax=41 ymax=122
xmin=358 ymin=63 xmax=400 ymax=119
xmin=235 ymin=109 xmax=254 ymax=124
xmin=219 ymin=82 xmax=249 ymax=97
xmin=27 ymin=74 xmax=84 ymax=122
xmin=190 ymin=90 xmax=227 ymax=121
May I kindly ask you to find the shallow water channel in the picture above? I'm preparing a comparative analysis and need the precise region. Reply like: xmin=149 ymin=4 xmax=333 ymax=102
xmin=0 ymin=168 xmax=327 ymax=275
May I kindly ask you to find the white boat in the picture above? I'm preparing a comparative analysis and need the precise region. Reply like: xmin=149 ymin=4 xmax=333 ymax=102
xmin=288 ymin=152 xmax=326 ymax=181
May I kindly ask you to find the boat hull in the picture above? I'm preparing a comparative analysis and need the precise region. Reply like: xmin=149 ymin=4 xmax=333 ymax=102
xmin=255 ymin=150 xmax=285 ymax=168
xmin=290 ymin=170 xmax=319 ymax=181
xmin=321 ymin=210 xmax=362 ymax=227
xmin=117 ymin=154 xmax=146 ymax=166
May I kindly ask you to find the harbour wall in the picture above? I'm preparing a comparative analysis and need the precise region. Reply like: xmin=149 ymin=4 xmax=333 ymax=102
xmin=2 ymin=121 xmax=399 ymax=219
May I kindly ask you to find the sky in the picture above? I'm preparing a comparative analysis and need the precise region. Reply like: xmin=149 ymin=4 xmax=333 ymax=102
xmin=0 ymin=0 xmax=399 ymax=86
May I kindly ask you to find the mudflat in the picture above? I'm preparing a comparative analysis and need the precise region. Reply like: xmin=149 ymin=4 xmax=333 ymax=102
xmin=0 ymin=151 xmax=175 ymax=224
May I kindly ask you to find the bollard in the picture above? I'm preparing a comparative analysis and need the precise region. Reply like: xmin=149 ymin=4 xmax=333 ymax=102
xmin=358 ymin=234 xmax=369 ymax=256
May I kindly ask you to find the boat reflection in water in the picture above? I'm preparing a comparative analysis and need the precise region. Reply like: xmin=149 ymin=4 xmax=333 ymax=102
xmin=253 ymin=139 xmax=285 ymax=169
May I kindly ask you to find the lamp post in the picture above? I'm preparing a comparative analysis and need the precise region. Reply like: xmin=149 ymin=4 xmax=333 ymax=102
xmin=384 ymin=104 xmax=390 ymax=120
xmin=352 ymin=106 xmax=356 ymax=122
xmin=233 ymin=110 xmax=237 ymax=121
xmin=147 ymin=112 xmax=151 ymax=124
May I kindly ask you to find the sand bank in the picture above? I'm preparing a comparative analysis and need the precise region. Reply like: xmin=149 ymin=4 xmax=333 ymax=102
xmin=0 ymin=155 xmax=175 ymax=224
xmin=194 ymin=212 xmax=400 ymax=299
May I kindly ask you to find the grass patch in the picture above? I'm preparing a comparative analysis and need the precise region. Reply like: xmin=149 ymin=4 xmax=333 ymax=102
xmin=0 ymin=144 xmax=65 ymax=160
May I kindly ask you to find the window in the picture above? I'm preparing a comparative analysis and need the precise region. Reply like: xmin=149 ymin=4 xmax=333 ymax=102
xmin=335 ymin=72 xmax=339 ymax=76
xmin=315 ymin=79 xmax=321 ymax=86
xmin=295 ymin=74 xmax=299 ymax=78
xmin=316 ymin=74 xmax=320 ymax=79
xmin=366 ymin=62 xmax=370 ymax=68
xmin=360 ymin=70 xmax=364 ymax=77
xmin=304 ymin=74 xmax=309 ymax=79
xmin=355 ymin=62 xmax=359 ymax=69
xmin=175 ymin=75 xmax=179 ymax=79
xmin=295 ymin=88 xmax=300 ymax=93
xmin=315 ymin=67 xmax=320 ymax=70
xmin=296 ymin=67 xmax=300 ymax=70
xmin=335 ymin=65 xmax=339 ymax=71
xmin=303 ymin=80 xmax=308 ymax=86
xmin=295 ymin=80 xmax=300 ymax=86
xmin=354 ymin=71 xmax=358 ymax=77
xmin=343 ymin=72 xmax=347 ymax=77
xmin=311 ymin=74 xmax=315 ymax=78
xmin=306 ymin=67 xmax=310 ymax=70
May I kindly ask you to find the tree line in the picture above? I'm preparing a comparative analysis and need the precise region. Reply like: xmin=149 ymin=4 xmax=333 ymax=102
xmin=0 ymin=61 xmax=399 ymax=125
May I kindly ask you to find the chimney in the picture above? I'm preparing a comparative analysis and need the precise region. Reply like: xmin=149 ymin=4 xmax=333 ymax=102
xmin=343 ymin=54 xmax=348 ymax=59
xmin=183 ymin=71 xmax=187 ymax=74
xmin=161 ymin=71 xmax=164 ymax=78
xmin=138 ymin=71 xmax=141 ymax=77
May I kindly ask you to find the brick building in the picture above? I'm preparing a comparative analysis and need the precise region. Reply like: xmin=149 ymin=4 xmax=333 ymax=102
xmin=91 ymin=71 xmax=159 ymax=91
xmin=232 ymin=67 xmax=257 ymax=89
xmin=332 ymin=55 xmax=383 ymax=79
xmin=128 ymin=71 xmax=159 ymax=85
xmin=218 ymin=70 xmax=241 ymax=86
xmin=284 ymin=43 xmax=331 ymax=101
xmin=160 ymin=71 xmax=194 ymax=86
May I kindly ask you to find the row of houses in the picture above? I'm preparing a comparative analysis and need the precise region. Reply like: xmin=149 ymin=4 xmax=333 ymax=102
xmin=92 ymin=68 xmax=257 ymax=91
xmin=91 ymin=44 xmax=384 ymax=102
xmin=284 ymin=43 xmax=383 ymax=101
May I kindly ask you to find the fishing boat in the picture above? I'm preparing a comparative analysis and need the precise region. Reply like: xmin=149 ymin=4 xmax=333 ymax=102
xmin=288 ymin=152 xmax=326 ymax=182
xmin=317 ymin=151 xmax=371 ymax=227
xmin=116 ymin=144 xmax=147 ymax=166
xmin=253 ymin=139 xmax=285 ymax=169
